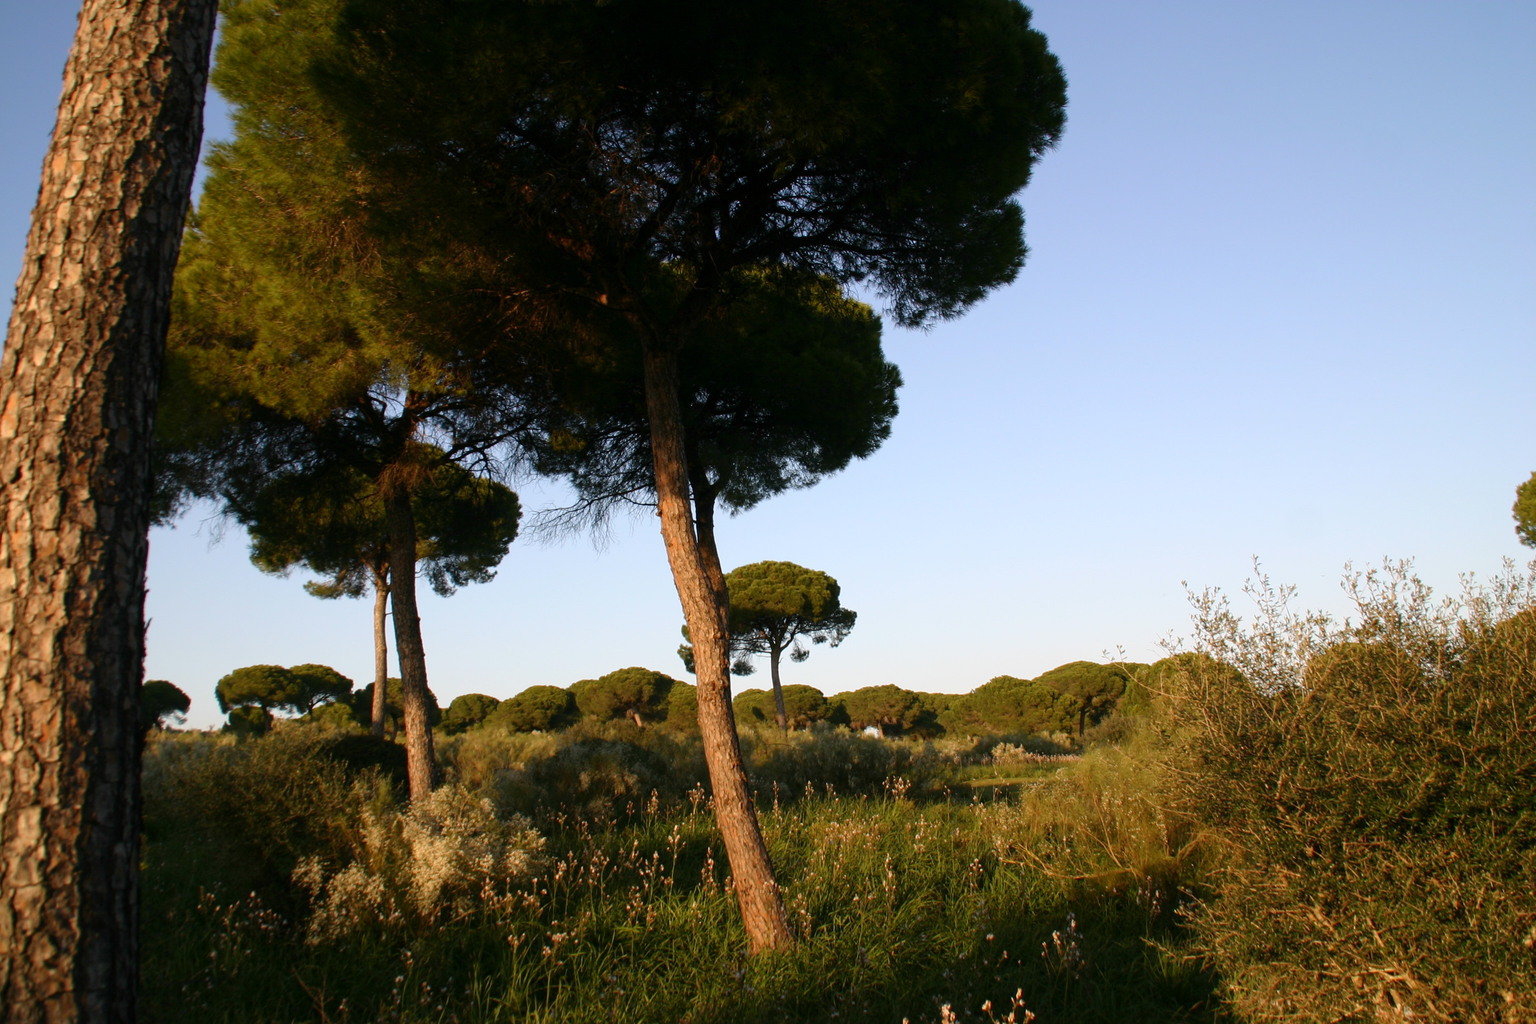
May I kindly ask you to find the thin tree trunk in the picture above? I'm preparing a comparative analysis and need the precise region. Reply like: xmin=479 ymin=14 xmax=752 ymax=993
xmin=641 ymin=344 xmax=793 ymax=954
xmin=383 ymin=486 xmax=436 ymax=799
xmin=0 ymin=2 xmax=216 ymax=1020
xmin=370 ymin=563 xmax=390 ymax=738
xmin=769 ymin=644 xmax=789 ymax=731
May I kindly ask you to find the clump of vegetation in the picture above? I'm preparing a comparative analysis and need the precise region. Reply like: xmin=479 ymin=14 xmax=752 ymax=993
xmin=1158 ymin=560 xmax=1536 ymax=1023
xmin=743 ymin=723 xmax=943 ymax=801
xmin=295 ymin=783 xmax=546 ymax=945
xmin=143 ymin=729 xmax=372 ymax=888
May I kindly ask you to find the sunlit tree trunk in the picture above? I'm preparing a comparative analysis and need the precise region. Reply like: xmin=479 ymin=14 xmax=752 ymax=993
xmin=370 ymin=563 xmax=390 ymax=738
xmin=0 ymin=1 xmax=216 ymax=1019
xmin=382 ymin=485 xmax=436 ymax=799
xmin=641 ymin=344 xmax=793 ymax=953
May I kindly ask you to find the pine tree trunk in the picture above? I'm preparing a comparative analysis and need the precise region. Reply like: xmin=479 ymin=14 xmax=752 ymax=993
xmin=383 ymin=487 xmax=437 ymax=799
xmin=371 ymin=564 xmax=390 ymax=738
xmin=641 ymin=344 xmax=793 ymax=954
xmin=769 ymin=645 xmax=789 ymax=731
xmin=0 ymin=2 xmax=216 ymax=1020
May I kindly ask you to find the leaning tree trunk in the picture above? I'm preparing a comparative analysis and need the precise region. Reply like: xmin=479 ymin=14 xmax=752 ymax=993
xmin=370 ymin=563 xmax=390 ymax=738
xmin=0 ymin=2 xmax=216 ymax=1020
xmin=641 ymin=344 xmax=793 ymax=954
xmin=382 ymin=486 xmax=437 ymax=799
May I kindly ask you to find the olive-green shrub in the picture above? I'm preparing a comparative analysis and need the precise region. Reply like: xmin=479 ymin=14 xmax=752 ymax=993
xmin=1161 ymin=562 xmax=1536 ymax=1022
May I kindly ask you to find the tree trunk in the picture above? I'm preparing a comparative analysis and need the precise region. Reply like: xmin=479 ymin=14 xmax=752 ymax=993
xmin=769 ymin=644 xmax=789 ymax=731
xmin=382 ymin=487 xmax=436 ymax=799
xmin=370 ymin=563 xmax=390 ymax=739
xmin=641 ymin=344 xmax=793 ymax=954
xmin=0 ymin=2 xmax=216 ymax=1020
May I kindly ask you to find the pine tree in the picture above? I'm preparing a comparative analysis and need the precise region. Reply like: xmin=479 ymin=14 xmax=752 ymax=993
xmin=0 ymin=1 xmax=216 ymax=1017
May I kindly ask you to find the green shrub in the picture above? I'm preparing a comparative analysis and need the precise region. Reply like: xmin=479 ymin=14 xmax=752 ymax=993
xmin=982 ymin=742 xmax=1207 ymax=934
xmin=835 ymin=684 xmax=926 ymax=735
xmin=441 ymin=692 xmax=500 ymax=733
xmin=484 ymin=684 xmax=576 ymax=733
xmin=742 ymin=724 xmax=941 ymax=799
xmin=436 ymin=724 xmax=564 ymax=791
xmin=1162 ymin=560 xmax=1536 ymax=1022
xmin=314 ymin=732 xmax=408 ymax=789
xmin=733 ymin=686 xmax=777 ymax=724
xmin=467 ymin=722 xmax=708 ymax=819
xmin=223 ymin=704 xmax=273 ymax=737
xmin=734 ymin=684 xmax=834 ymax=729
xmin=571 ymin=667 xmax=679 ymax=726
xmin=942 ymin=675 xmax=1077 ymax=737
xmin=143 ymin=730 xmax=381 ymax=890
xmin=663 ymin=678 xmax=700 ymax=731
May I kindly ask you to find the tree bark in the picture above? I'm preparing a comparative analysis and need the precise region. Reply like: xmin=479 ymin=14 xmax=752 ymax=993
xmin=769 ymin=644 xmax=789 ymax=731
xmin=641 ymin=344 xmax=793 ymax=954
xmin=382 ymin=486 xmax=436 ymax=799
xmin=0 ymin=2 xmax=216 ymax=1020
xmin=370 ymin=563 xmax=390 ymax=738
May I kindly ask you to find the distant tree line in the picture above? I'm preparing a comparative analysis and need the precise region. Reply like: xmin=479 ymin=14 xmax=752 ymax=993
xmin=199 ymin=655 xmax=1168 ymax=744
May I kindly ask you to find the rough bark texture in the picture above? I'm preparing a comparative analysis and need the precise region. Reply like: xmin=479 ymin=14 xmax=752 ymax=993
xmin=383 ymin=487 xmax=436 ymax=799
xmin=641 ymin=345 xmax=793 ymax=953
xmin=0 ymin=2 xmax=216 ymax=1020
xmin=370 ymin=565 xmax=389 ymax=739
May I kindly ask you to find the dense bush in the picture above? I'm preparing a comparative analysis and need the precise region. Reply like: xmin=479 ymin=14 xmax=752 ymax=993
xmin=485 ymin=684 xmax=576 ymax=733
xmin=437 ymin=726 xmax=563 ymax=791
xmin=942 ymin=675 xmax=1077 ymax=737
xmin=314 ymin=732 xmax=408 ymax=789
xmin=664 ymin=678 xmax=700 ymax=731
xmin=143 ymin=730 xmax=380 ymax=888
xmin=1161 ymin=561 xmax=1536 ymax=1022
xmin=223 ymin=704 xmax=273 ymax=738
xmin=742 ymin=724 xmax=941 ymax=800
xmin=571 ymin=667 xmax=678 ymax=727
xmin=836 ymin=684 xmax=926 ymax=735
xmin=441 ymin=693 xmax=500 ymax=733
xmin=437 ymin=721 xmax=709 ymax=818
xmin=1033 ymin=661 xmax=1138 ymax=735
xmin=733 ymin=686 xmax=777 ymax=723
xmin=733 ymin=683 xmax=833 ymax=728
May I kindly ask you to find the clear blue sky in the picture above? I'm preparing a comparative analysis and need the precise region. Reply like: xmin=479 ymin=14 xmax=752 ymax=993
xmin=4 ymin=2 xmax=1533 ymax=729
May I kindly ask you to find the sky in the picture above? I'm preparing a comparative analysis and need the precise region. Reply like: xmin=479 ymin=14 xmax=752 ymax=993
xmin=3 ymin=2 xmax=1533 ymax=730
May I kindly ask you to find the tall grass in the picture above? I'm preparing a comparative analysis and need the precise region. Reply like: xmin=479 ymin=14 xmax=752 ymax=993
xmin=139 ymin=724 xmax=1214 ymax=1022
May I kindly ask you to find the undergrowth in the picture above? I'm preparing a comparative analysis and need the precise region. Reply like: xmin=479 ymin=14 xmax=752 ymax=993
xmin=140 ymin=727 xmax=1213 ymax=1022
xmin=1159 ymin=559 xmax=1536 ymax=1023
xmin=138 ymin=559 xmax=1535 ymax=1022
